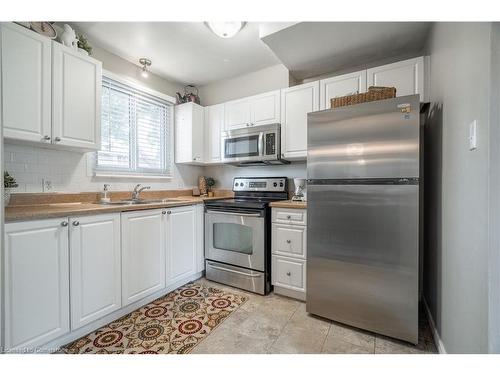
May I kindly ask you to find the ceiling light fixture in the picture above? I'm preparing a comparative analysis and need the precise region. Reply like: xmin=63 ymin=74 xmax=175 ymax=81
xmin=205 ymin=22 xmax=246 ymax=38
xmin=139 ymin=58 xmax=151 ymax=78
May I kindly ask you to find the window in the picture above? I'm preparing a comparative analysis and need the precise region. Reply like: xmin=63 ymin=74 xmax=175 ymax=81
xmin=95 ymin=74 xmax=173 ymax=177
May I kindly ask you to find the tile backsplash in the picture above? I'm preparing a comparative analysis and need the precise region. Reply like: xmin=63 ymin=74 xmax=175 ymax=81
xmin=3 ymin=143 xmax=203 ymax=193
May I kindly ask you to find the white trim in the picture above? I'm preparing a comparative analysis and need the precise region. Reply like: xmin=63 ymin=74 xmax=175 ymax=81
xmin=423 ymin=297 xmax=447 ymax=354
xmin=102 ymin=69 xmax=176 ymax=104
xmin=94 ymin=172 xmax=173 ymax=180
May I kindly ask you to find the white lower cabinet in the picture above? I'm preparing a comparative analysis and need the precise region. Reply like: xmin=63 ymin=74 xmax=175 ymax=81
xmin=271 ymin=208 xmax=307 ymax=301
xmin=121 ymin=209 xmax=166 ymax=305
xmin=4 ymin=218 xmax=70 ymax=350
xmin=69 ymin=213 xmax=121 ymax=330
xmin=166 ymin=206 xmax=197 ymax=285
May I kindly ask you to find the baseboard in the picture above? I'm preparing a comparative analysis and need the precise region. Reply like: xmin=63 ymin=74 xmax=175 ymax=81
xmin=423 ymin=297 xmax=447 ymax=354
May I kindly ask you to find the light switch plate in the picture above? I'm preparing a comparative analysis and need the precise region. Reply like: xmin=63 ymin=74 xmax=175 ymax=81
xmin=469 ymin=120 xmax=477 ymax=151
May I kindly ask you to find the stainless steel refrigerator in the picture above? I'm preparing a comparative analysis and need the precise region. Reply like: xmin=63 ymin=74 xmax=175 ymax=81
xmin=306 ymin=95 xmax=421 ymax=344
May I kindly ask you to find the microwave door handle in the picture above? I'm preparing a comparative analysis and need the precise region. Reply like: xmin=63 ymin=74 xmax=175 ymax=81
xmin=206 ymin=210 xmax=262 ymax=217
xmin=258 ymin=132 xmax=264 ymax=156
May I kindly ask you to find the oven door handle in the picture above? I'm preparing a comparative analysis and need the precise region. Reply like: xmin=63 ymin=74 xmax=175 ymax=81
xmin=206 ymin=210 xmax=262 ymax=217
xmin=207 ymin=263 xmax=262 ymax=278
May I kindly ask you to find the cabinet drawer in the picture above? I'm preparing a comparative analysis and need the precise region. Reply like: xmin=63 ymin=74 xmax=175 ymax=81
xmin=272 ymin=256 xmax=306 ymax=292
xmin=272 ymin=223 xmax=306 ymax=259
xmin=272 ymin=208 xmax=307 ymax=225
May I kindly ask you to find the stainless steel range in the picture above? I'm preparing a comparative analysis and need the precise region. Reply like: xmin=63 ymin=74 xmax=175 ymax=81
xmin=204 ymin=177 xmax=288 ymax=295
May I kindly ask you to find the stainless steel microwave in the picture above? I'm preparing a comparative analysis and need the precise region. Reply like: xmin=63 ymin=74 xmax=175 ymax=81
xmin=221 ymin=123 xmax=289 ymax=166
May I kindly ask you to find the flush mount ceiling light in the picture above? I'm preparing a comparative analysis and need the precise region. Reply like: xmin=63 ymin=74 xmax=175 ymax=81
xmin=139 ymin=58 xmax=151 ymax=78
xmin=205 ymin=22 xmax=246 ymax=38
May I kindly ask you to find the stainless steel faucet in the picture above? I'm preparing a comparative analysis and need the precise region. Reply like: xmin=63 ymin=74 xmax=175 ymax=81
xmin=132 ymin=184 xmax=151 ymax=200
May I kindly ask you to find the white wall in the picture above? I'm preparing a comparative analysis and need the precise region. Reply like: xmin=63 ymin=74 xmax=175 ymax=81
xmin=424 ymin=22 xmax=492 ymax=353
xmin=198 ymin=64 xmax=291 ymax=106
xmin=3 ymin=40 xmax=202 ymax=194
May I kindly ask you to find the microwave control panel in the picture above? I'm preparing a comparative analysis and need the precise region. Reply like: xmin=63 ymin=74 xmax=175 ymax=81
xmin=265 ymin=133 xmax=276 ymax=155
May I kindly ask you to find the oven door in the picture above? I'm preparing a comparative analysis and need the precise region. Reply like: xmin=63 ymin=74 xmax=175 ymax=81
xmin=205 ymin=208 xmax=265 ymax=271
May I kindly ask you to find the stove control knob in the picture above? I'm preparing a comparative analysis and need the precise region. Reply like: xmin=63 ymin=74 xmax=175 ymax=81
xmin=279 ymin=182 xmax=284 ymax=187
xmin=273 ymin=182 xmax=277 ymax=187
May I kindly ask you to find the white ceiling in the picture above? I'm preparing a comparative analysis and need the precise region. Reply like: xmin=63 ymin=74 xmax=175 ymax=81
xmin=72 ymin=22 xmax=281 ymax=86
xmin=261 ymin=22 xmax=432 ymax=80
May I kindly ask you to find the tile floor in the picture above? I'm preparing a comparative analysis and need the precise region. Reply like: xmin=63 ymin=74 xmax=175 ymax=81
xmin=192 ymin=278 xmax=438 ymax=354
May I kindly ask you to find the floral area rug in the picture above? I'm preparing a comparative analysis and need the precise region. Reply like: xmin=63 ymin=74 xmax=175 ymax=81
xmin=61 ymin=282 xmax=247 ymax=354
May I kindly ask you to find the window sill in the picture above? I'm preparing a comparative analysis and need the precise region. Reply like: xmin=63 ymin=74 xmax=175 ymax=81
xmin=94 ymin=172 xmax=173 ymax=180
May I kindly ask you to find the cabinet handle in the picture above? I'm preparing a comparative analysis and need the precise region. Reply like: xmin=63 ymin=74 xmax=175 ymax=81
xmin=54 ymin=137 xmax=61 ymax=142
xmin=286 ymin=271 xmax=291 ymax=276
xmin=72 ymin=221 xmax=80 ymax=226
xmin=286 ymin=239 xmax=291 ymax=244
xmin=61 ymin=221 xmax=68 ymax=227
xmin=43 ymin=135 xmax=51 ymax=141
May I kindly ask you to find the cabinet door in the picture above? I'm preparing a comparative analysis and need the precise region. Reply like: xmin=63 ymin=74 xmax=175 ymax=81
xmin=69 ymin=213 xmax=121 ymax=330
xmin=205 ymin=104 xmax=224 ymax=163
xmin=281 ymin=82 xmax=319 ymax=159
xmin=121 ymin=210 xmax=166 ymax=305
xmin=367 ymin=57 xmax=424 ymax=101
xmin=166 ymin=205 xmax=197 ymax=285
xmin=319 ymin=70 xmax=367 ymax=110
xmin=251 ymin=90 xmax=280 ymax=126
xmin=175 ymin=102 xmax=204 ymax=164
xmin=4 ymin=218 xmax=70 ymax=350
xmin=195 ymin=204 xmax=205 ymax=273
xmin=224 ymin=98 xmax=251 ymax=130
xmin=52 ymin=42 xmax=101 ymax=150
xmin=1 ymin=23 xmax=52 ymax=143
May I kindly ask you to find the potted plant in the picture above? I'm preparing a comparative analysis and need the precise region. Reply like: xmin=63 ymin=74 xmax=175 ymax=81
xmin=205 ymin=177 xmax=216 ymax=197
xmin=4 ymin=171 xmax=18 ymax=206
xmin=77 ymin=33 xmax=92 ymax=56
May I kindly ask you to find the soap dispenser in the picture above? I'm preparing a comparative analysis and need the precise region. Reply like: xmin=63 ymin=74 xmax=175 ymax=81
xmin=101 ymin=184 xmax=111 ymax=203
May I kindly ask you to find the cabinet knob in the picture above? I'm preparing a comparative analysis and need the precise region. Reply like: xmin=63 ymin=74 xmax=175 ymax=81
xmin=286 ymin=271 xmax=291 ymax=276
xmin=72 ymin=221 xmax=80 ymax=226
xmin=54 ymin=137 xmax=61 ymax=142
xmin=167 ymin=210 xmax=172 ymax=215
xmin=162 ymin=211 xmax=167 ymax=215
xmin=287 ymin=215 xmax=291 ymax=219
xmin=61 ymin=221 xmax=68 ymax=227
xmin=43 ymin=135 xmax=51 ymax=141
xmin=286 ymin=239 xmax=291 ymax=244
xmin=246 ymin=123 xmax=250 ymax=127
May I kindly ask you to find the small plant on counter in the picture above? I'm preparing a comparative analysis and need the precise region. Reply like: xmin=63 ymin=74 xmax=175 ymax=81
xmin=4 ymin=171 xmax=18 ymax=206
xmin=205 ymin=177 xmax=216 ymax=197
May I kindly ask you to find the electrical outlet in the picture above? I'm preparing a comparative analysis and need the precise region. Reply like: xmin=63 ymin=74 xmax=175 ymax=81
xmin=42 ymin=179 xmax=53 ymax=192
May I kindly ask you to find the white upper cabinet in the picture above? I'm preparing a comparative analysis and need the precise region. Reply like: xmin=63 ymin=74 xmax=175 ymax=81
xmin=204 ymin=104 xmax=224 ymax=164
xmin=0 ymin=23 xmax=102 ymax=151
xmin=251 ymin=90 xmax=281 ymax=126
xmin=52 ymin=42 xmax=101 ymax=150
xmin=4 ymin=218 xmax=70 ymax=350
xmin=281 ymin=82 xmax=319 ymax=159
xmin=175 ymin=102 xmax=205 ymax=164
xmin=1 ymin=23 xmax=52 ymax=143
xmin=121 ymin=209 xmax=166 ymax=305
xmin=319 ymin=70 xmax=367 ymax=110
xmin=166 ymin=205 xmax=197 ymax=285
xmin=224 ymin=89 xmax=280 ymax=130
xmin=69 ymin=213 xmax=121 ymax=330
xmin=366 ymin=57 xmax=425 ymax=101
xmin=224 ymin=98 xmax=252 ymax=130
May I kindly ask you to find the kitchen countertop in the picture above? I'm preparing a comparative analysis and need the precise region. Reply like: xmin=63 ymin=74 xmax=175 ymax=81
xmin=4 ymin=192 xmax=232 ymax=222
xmin=269 ymin=200 xmax=307 ymax=209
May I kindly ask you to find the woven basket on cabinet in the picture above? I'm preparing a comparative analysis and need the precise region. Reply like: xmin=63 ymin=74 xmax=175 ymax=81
xmin=331 ymin=86 xmax=397 ymax=108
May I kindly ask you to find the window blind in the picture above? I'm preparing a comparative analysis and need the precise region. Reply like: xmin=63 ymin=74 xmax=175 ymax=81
xmin=96 ymin=76 xmax=172 ymax=176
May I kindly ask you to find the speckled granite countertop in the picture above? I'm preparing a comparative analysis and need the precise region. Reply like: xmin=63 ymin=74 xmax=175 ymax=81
xmin=5 ymin=190 xmax=233 ymax=222
xmin=269 ymin=200 xmax=307 ymax=209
